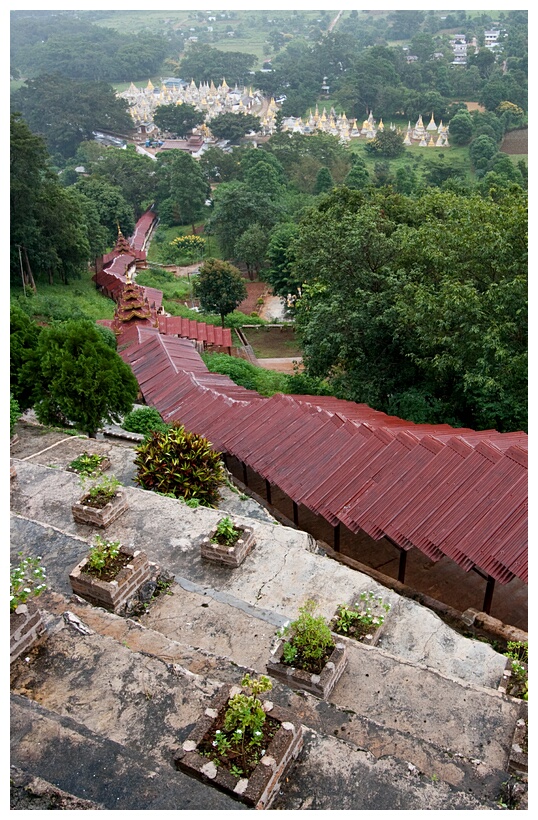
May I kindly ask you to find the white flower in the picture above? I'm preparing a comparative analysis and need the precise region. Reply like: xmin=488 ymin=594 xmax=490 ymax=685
xmin=215 ymin=730 xmax=221 ymax=734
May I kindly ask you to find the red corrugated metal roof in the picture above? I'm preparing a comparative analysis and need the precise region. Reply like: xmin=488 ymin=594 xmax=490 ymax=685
xmin=111 ymin=217 xmax=527 ymax=588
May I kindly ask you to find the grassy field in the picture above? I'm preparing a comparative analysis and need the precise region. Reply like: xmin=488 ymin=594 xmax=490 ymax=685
xmin=146 ymin=219 xmax=223 ymax=266
xmin=242 ymin=326 xmax=302 ymax=359
xmin=10 ymin=269 xmax=116 ymax=324
xmin=347 ymin=137 xmax=476 ymax=185
xmin=90 ymin=9 xmax=331 ymax=70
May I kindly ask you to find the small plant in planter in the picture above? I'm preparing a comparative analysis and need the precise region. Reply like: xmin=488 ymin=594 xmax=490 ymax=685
xmin=10 ymin=553 xmax=47 ymax=612
xmin=68 ymin=451 xmax=110 ymax=477
xmin=504 ymin=641 xmax=528 ymax=701
xmin=212 ymin=516 xmax=242 ymax=546
xmin=267 ymin=599 xmax=348 ymax=699
xmin=331 ymin=591 xmax=391 ymax=644
xmin=201 ymin=516 xmax=255 ymax=567
xmin=10 ymin=553 xmax=48 ymax=663
xmin=175 ymin=673 xmax=303 ymax=809
xmin=69 ymin=536 xmax=152 ymax=613
xmin=72 ymin=474 xmax=128 ymax=528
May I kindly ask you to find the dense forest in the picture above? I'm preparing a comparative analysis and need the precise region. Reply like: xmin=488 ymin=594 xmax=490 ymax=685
xmin=10 ymin=9 xmax=528 ymax=434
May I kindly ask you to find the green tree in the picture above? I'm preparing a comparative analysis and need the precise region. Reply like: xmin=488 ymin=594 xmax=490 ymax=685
xmin=74 ymin=177 xmax=135 ymax=246
xmin=207 ymin=181 xmax=281 ymax=258
xmin=155 ymin=150 xmax=209 ymax=232
xmin=10 ymin=113 xmax=91 ymax=287
xmin=313 ymin=166 xmax=335 ymax=195
xmin=153 ymin=103 xmax=202 ymax=137
xmin=264 ymin=223 xmax=302 ymax=299
xmin=198 ymin=145 xmax=242 ymax=183
xmin=194 ymin=258 xmax=247 ymax=326
xmin=239 ymin=149 xmax=287 ymax=198
xmin=208 ymin=112 xmax=261 ymax=143
xmin=31 ymin=319 xmax=138 ymax=437
xmin=91 ymin=145 xmax=157 ymax=218
xmin=365 ymin=129 xmax=405 ymax=158
xmin=233 ymin=224 xmax=268 ymax=280
xmin=394 ymin=165 xmax=417 ymax=195
xmin=11 ymin=75 xmax=132 ymax=160
xmin=447 ymin=111 xmax=473 ymax=145
xmin=10 ymin=303 xmax=42 ymax=411
xmin=469 ymin=134 xmax=498 ymax=169
xmin=344 ymin=161 xmax=370 ymax=191
xmin=179 ymin=43 xmax=257 ymax=85
xmin=291 ymin=187 xmax=527 ymax=432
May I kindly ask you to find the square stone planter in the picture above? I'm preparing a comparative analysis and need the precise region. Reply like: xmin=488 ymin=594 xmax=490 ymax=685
xmin=72 ymin=490 xmax=128 ymax=529
xmin=329 ymin=603 xmax=390 ymax=647
xmin=267 ymin=634 xmax=348 ymax=700
xmin=10 ymin=601 xmax=47 ymax=664
xmin=174 ymin=683 xmax=303 ymax=809
xmin=201 ymin=525 xmax=255 ymax=568
xmin=69 ymin=545 xmax=151 ymax=613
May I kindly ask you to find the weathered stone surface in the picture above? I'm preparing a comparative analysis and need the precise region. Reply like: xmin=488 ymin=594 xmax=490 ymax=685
xmin=9 ymin=431 xmax=527 ymax=811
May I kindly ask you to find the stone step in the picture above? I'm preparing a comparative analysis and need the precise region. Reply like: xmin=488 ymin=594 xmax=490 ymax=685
xmin=10 ymin=592 xmax=516 ymax=805
xmin=10 ymin=694 xmax=246 ymax=811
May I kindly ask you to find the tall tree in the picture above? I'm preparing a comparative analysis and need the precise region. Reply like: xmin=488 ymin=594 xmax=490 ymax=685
xmin=207 ymin=181 xmax=281 ymax=258
xmin=208 ymin=112 xmax=261 ymax=143
xmin=155 ymin=150 xmax=209 ymax=232
xmin=32 ymin=319 xmax=139 ymax=437
xmin=153 ymin=103 xmax=202 ymax=138
xmin=11 ymin=75 xmax=132 ymax=160
xmin=10 ymin=113 xmax=91 ymax=287
xmin=292 ymin=187 xmax=527 ymax=432
xmin=91 ymin=145 xmax=157 ymax=218
xmin=234 ymin=224 xmax=268 ymax=280
xmin=74 ymin=177 xmax=135 ymax=246
xmin=194 ymin=258 xmax=247 ymax=326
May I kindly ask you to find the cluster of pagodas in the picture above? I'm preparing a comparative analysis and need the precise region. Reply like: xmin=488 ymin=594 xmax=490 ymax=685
xmin=279 ymin=107 xmax=449 ymax=147
xmin=118 ymin=77 xmax=264 ymax=131
xmin=118 ymin=78 xmax=449 ymax=147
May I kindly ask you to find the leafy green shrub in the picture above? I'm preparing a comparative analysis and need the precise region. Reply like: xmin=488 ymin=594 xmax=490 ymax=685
xmin=69 ymin=451 xmax=107 ymax=476
xmin=286 ymin=371 xmax=332 ymax=396
xmin=95 ymin=324 xmax=117 ymax=350
xmin=504 ymin=641 xmax=528 ymax=700
xmin=134 ymin=423 xmax=224 ymax=506
xmin=87 ymin=535 xmax=120 ymax=575
xmin=122 ymin=406 xmax=168 ymax=436
xmin=280 ymin=599 xmax=335 ymax=674
xmin=199 ymin=674 xmax=275 ymax=779
xmin=10 ymin=394 xmax=22 ymax=438
xmin=332 ymin=591 xmax=391 ymax=642
xmin=80 ymin=474 xmax=121 ymax=507
xmin=211 ymin=516 xmax=241 ymax=545
xmin=10 ymin=553 xmax=47 ymax=611
xmin=202 ymin=352 xmax=289 ymax=396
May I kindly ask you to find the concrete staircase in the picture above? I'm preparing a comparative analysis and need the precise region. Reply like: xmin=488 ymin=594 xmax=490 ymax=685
xmin=10 ymin=431 xmax=528 ymax=810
